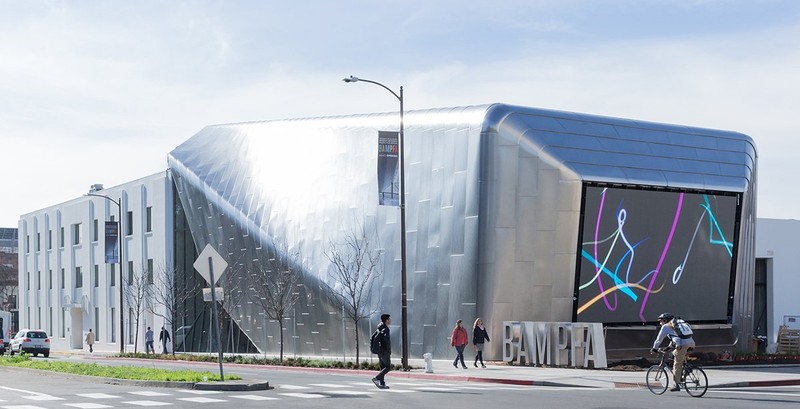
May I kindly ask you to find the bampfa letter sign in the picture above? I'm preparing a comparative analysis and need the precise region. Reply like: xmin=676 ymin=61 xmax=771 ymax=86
xmin=502 ymin=321 xmax=607 ymax=369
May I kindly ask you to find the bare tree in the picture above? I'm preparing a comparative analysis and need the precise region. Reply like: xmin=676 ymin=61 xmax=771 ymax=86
xmin=124 ymin=261 xmax=153 ymax=353
xmin=322 ymin=222 xmax=383 ymax=364
xmin=148 ymin=262 xmax=198 ymax=354
xmin=249 ymin=241 xmax=303 ymax=362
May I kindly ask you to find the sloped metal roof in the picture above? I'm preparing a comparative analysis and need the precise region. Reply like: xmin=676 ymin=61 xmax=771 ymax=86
xmin=484 ymin=104 xmax=756 ymax=192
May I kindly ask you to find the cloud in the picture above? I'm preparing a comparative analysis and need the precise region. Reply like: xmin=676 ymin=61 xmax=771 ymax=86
xmin=2 ymin=1 xmax=799 ymax=226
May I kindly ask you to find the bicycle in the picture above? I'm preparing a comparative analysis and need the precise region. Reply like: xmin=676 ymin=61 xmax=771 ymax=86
xmin=646 ymin=347 xmax=708 ymax=397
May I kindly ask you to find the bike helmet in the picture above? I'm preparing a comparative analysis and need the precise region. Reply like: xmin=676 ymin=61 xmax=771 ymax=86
xmin=657 ymin=312 xmax=674 ymax=322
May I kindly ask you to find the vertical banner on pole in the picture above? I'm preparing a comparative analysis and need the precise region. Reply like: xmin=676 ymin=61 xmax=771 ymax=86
xmin=104 ymin=222 xmax=119 ymax=263
xmin=377 ymin=131 xmax=400 ymax=206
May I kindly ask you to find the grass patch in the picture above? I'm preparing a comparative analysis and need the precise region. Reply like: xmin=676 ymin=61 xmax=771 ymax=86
xmin=0 ymin=353 xmax=239 ymax=382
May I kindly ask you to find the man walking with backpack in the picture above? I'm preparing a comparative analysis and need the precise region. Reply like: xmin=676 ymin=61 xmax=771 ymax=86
xmin=371 ymin=314 xmax=392 ymax=389
xmin=651 ymin=312 xmax=695 ymax=391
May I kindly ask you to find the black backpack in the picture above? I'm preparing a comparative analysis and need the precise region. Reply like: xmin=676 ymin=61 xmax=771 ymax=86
xmin=370 ymin=328 xmax=381 ymax=354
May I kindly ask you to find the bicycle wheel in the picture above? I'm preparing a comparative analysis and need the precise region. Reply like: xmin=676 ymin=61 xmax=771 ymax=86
xmin=683 ymin=366 xmax=708 ymax=397
xmin=646 ymin=365 xmax=669 ymax=395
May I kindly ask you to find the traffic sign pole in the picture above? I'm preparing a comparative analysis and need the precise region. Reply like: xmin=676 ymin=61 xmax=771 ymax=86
xmin=208 ymin=256 xmax=225 ymax=381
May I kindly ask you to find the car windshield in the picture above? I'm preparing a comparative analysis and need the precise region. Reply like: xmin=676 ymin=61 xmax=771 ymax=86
xmin=27 ymin=332 xmax=47 ymax=339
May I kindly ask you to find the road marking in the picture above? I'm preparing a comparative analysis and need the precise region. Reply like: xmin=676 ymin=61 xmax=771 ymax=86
xmin=121 ymin=401 xmax=173 ymax=406
xmin=177 ymin=390 xmax=221 ymax=395
xmin=76 ymin=394 xmax=120 ymax=399
xmin=128 ymin=391 xmax=171 ymax=397
xmin=177 ymin=397 xmax=227 ymax=403
xmin=229 ymin=395 xmax=280 ymax=401
xmin=279 ymin=384 xmax=309 ymax=390
xmin=322 ymin=390 xmax=375 ymax=396
xmin=1 ymin=406 xmax=47 ymax=409
xmin=279 ymin=393 xmax=326 ymax=399
xmin=22 ymin=395 xmax=63 ymax=402
xmin=309 ymin=383 xmax=350 ymax=388
xmin=412 ymin=387 xmax=453 ymax=392
xmin=64 ymin=403 xmax=113 ymax=408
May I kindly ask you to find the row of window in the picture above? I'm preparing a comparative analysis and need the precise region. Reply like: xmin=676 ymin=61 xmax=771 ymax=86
xmin=25 ymin=259 xmax=154 ymax=290
xmin=24 ymin=207 xmax=153 ymax=253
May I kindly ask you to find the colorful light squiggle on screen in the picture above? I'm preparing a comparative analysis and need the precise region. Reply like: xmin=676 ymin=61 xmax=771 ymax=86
xmin=576 ymin=187 xmax=736 ymax=323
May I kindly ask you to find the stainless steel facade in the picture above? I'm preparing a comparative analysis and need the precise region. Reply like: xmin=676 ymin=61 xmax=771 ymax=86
xmin=167 ymin=104 xmax=757 ymax=360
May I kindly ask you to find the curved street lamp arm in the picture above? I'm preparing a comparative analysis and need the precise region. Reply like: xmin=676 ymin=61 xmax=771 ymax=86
xmin=85 ymin=192 xmax=121 ymax=207
xmin=342 ymin=76 xmax=401 ymax=102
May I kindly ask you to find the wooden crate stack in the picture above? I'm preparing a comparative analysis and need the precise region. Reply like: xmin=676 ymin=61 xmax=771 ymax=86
xmin=777 ymin=325 xmax=800 ymax=354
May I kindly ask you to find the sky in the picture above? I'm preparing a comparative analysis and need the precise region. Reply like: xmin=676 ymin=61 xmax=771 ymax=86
xmin=2 ymin=0 xmax=799 ymax=227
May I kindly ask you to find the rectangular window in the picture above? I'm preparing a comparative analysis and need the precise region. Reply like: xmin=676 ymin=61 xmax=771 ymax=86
xmin=93 ymin=219 xmax=99 ymax=242
xmin=48 ymin=269 xmax=52 ymax=289
xmin=61 ymin=309 xmax=66 ymax=338
xmin=94 ymin=264 xmax=99 ymax=287
xmin=126 ymin=211 xmax=133 ymax=236
xmin=110 ymin=264 xmax=116 ymax=287
xmin=25 ymin=271 xmax=30 ymax=290
xmin=95 ymin=307 xmax=100 ymax=342
xmin=60 ymin=227 xmax=64 ymax=248
xmin=36 ymin=232 xmax=40 ymax=251
xmin=128 ymin=261 xmax=134 ymax=285
xmin=61 ymin=268 xmax=65 ymax=289
xmin=48 ymin=230 xmax=52 ymax=250
xmin=37 ymin=270 xmax=41 ymax=290
xmin=128 ymin=308 xmax=134 ymax=344
xmin=111 ymin=307 xmax=116 ymax=343
xmin=49 ymin=307 xmax=54 ymax=336
xmin=75 ymin=266 xmax=83 ymax=288
xmin=147 ymin=258 xmax=154 ymax=284
xmin=146 ymin=206 xmax=153 ymax=232
xmin=72 ymin=223 xmax=81 ymax=245
xmin=25 ymin=235 xmax=29 ymax=253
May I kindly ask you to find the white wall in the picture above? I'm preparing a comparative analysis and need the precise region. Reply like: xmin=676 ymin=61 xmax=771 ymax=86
xmin=17 ymin=171 xmax=174 ymax=353
xmin=755 ymin=218 xmax=800 ymax=345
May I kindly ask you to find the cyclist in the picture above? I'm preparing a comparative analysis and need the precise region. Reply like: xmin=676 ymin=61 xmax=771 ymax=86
xmin=651 ymin=312 xmax=696 ymax=391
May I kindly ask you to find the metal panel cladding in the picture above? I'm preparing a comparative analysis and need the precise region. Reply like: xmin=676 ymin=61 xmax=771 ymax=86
xmin=168 ymin=106 xmax=488 ymax=359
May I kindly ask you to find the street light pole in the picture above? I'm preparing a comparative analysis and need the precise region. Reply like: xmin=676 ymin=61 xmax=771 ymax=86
xmin=86 ymin=191 xmax=125 ymax=354
xmin=342 ymin=75 xmax=409 ymax=370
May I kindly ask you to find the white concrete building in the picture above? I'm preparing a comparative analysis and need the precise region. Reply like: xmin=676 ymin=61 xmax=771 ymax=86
xmin=755 ymin=218 xmax=800 ymax=349
xmin=18 ymin=172 xmax=173 ymax=353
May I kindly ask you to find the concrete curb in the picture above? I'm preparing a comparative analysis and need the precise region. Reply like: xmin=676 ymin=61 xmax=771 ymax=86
xmin=710 ymin=379 xmax=800 ymax=389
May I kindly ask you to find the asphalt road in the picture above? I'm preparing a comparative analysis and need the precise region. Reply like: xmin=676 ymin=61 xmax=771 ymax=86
xmin=1 ymin=355 xmax=798 ymax=408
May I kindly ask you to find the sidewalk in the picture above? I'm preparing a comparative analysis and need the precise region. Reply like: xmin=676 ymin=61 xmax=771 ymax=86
xmin=391 ymin=359 xmax=800 ymax=389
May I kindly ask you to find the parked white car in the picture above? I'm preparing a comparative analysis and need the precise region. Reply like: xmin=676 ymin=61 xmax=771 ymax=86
xmin=9 ymin=329 xmax=50 ymax=357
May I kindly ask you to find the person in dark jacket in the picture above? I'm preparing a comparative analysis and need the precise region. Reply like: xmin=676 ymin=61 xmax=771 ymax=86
xmin=472 ymin=318 xmax=490 ymax=368
xmin=371 ymin=314 xmax=392 ymax=389
xmin=159 ymin=326 xmax=171 ymax=354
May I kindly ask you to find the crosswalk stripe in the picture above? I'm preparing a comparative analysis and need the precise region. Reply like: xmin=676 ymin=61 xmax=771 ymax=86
xmin=120 ymin=401 xmax=172 ymax=406
xmin=230 ymin=395 xmax=280 ymax=401
xmin=128 ymin=391 xmax=171 ymax=397
xmin=177 ymin=397 xmax=227 ymax=403
xmin=279 ymin=393 xmax=327 ymax=399
xmin=64 ymin=403 xmax=113 ymax=408
xmin=279 ymin=384 xmax=309 ymax=390
xmin=76 ymin=394 xmax=120 ymax=399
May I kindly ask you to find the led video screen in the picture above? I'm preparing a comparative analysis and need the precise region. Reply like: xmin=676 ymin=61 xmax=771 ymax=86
xmin=575 ymin=185 xmax=740 ymax=324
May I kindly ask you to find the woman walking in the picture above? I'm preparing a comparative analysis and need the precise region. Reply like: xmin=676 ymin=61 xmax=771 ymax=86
xmin=472 ymin=318 xmax=490 ymax=368
xmin=451 ymin=319 xmax=469 ymax=369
